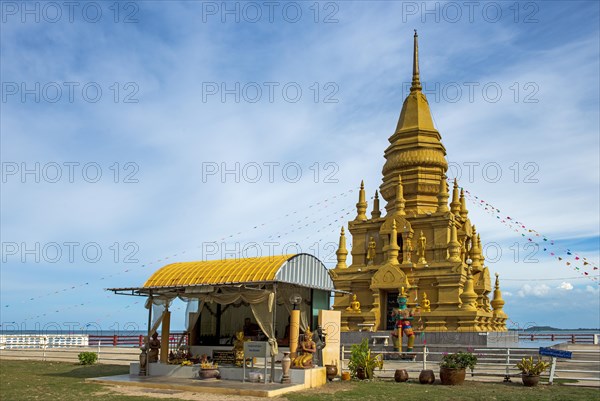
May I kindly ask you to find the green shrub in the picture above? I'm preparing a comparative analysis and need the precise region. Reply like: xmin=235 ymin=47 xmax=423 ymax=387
xmin=347 ymin=338 xmax=383 ymax=380
xmin=78 ymin=352 xmax=98 ymax=365
xmin=440 ymin=351 xmax=477 ymax=371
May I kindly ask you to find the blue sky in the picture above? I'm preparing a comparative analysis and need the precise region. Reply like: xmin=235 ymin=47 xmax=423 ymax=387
xmin=1 ymin=1 xmax=599 ymax=332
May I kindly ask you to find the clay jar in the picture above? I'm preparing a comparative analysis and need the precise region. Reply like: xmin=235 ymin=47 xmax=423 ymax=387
xmin=394 ymin=369 xmax=409 ymax=382
xmin=419 ymin=369 xmax=435 ymax=384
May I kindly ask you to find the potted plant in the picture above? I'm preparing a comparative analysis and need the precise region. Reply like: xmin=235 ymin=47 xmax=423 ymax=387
xmin=516 ymin=356 xmax=550 ymax=387
xmin=439 ymin=351 xmax=477 ymax=385
xmin=198 ymin=356 xmax=220 ymax=380
xmin=347 ymin=338 xmax=383 ymax=380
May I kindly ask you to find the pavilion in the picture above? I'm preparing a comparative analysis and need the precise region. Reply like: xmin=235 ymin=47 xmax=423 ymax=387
xmin=108 ymin=253 xmax=337 ymax=365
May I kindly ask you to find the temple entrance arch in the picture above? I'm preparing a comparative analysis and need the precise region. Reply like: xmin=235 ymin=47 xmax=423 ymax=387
xmin=370 ymin=264 xmax=409 ymax=331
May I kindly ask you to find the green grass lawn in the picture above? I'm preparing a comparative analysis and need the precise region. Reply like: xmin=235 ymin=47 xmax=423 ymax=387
xmin=0 ymin=360 xmax=167 ymax=401
xmin=286 ymin=380 xmax=600 ymax=401
xmin=1 ymin=360 xmax=598 ymax=401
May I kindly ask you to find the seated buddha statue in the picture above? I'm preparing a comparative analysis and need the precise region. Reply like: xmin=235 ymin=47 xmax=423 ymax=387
xmin=292 ymin=329 xmax=316 ymax=369
xmin=345 ymin=294 xmax=361 ymax=313
xmin=421 ymin=292 xmax=431 ymax=312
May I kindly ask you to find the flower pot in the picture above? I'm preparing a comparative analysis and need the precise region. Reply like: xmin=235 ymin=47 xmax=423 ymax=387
xmin=198 ymin=368 xmax=220 ymax=380
xmin=394 ymin=369 xmax=409 ymax=382
xmin=356 ymin=367 xmax=366 ymax=380
xmin=341 ymin=371 xmax=351 ymax=381
xmin=325 ymin=364 xmax=338 ymax=381
xmin=419 ymin=369 xmax=435 ymax=384
xmin=522 ymin=374 xmax=540 ymax=387
xmin=440 ymin=367 xmax=466 ymax=385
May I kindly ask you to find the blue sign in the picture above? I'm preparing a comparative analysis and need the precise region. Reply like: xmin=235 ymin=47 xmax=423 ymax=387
xmin=539 ymin=347 xmax=572 ymax=359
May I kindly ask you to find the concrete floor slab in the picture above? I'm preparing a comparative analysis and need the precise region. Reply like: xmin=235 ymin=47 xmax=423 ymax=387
xmin=86 ymin=374 xmax=306 ymax=398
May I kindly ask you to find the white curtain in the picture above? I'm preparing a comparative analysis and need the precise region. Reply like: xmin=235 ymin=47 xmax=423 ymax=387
xmin=250 ymin=292 xmax=278 ymax=356
xmin=183 ymin=288 xmax=278 ymax=356
xmin=145 ymin=295 xmax=174 ymax=336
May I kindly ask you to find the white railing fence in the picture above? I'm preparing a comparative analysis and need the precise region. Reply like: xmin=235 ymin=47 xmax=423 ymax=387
xmin=340 ymin=344 xmax=600 ymax=385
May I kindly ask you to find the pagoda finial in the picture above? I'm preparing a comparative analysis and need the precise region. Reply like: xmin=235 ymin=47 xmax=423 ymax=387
xmin=394 ymin=175 xmax=406 ymax=216
xmin=371 ymin=190 xmax=382 ymax=219
xmin=491 ymin=273 xmax=506 ymax=317
xmin=459 ymin=188 xmax=468 ymax=219
xmin=410 ymin=30 xmax=422 ymax=92
xmin=447 ymin=220 xmax=461 ymax=263
xmin=335 ymin=227 xmax=348 ymax=269
xmin=436 ymin=175 xmax=450 ymax=213
xmin=460 ymin=266 xmax=478 ymax=311
xmin=450 ymin=179 xmax=461 ymax=215
xmin=386 ymin=220 xmax=400 ymax=265
xmin=355 ymin=180 xmax=368 ymax=221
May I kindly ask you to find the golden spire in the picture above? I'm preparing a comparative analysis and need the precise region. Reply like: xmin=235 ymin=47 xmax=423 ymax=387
xmin=355 ymin=180 xmax=368 ymax=221
xmin=460 ymin=266 xmax=478 ymax=311
xmin=447 ymin=220 xmax=461 ymax=263
xmin=459 ymin=188 xmax=468 ymax=219
xmin=477 ymin=234 xmax=485 ymax=264
xmin=386 ymin=220 xmax=400 ymax=265
xmin=394 ymin=175 xmax=406 ymax=216
xmin=471 ymin=225 xmax=481 ymax=271
xmin=436 ymin=175 xmax=450 ymax=213
xmin=450 ymin=179 xmax=461 ymax=215
xmin=335 ymin=227 xmax=348 ymax=269
xmin=491 ymin=273 xmax=506 ymax=315
xmin=371 ymin=190 xmax=382 ymax=219
xmin=410 ymin=30 xmax=422 ymax=92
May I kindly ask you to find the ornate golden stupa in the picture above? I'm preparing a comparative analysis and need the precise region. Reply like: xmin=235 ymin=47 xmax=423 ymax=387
xmin=331 ymin=32 xmax=507 ymax=332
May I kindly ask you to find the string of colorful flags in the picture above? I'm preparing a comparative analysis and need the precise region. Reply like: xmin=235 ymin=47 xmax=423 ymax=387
xmin=8 ymin=188 xmax=359 ymax=323
xmin=459 ymin=184 xmax=598 ymax=283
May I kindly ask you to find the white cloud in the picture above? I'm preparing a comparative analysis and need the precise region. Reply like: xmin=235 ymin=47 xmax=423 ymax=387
xmin=586 ymin=285 xmax=600 ymax=295
xmin=517 ymin=284 xmax=551 ymax=298
xmin=558 ymin=282 xmax=574 ymax=291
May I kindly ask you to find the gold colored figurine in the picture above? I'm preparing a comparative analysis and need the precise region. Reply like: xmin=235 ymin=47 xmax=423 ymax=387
xmin=421 ymin=292 xmax=431 ymax=312
xmin=346 ymin=294 xmax=361 ymax=313
xmin=417 ymin=231 xmax=427 ymax=264
xmin=292 ymin=329 xmax=316 ymax=368
xmin=366 ymin=237 xmax=376 ymax=265
xmin=405 ymin=238 xmax=413 ymax=263
xmin=233 ymin=331 xmax=248 ymax=367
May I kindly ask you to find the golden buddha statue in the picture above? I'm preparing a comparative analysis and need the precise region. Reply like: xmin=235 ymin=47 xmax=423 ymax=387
xmin=405 ymin=238 xmax=413 ymax=263
xmin=421 ymin=292 xmax=431 ymax=312
xmin=233 ymin=331 xmax=248 ymax=367
xmin=345 ymin=294 xmax=361 ymax=313
xmin=292 ymin=329 xmax=316 ymax=368
xmin=417 ymin=230 xmax=427 ymax=264
xmin=366 ymin=237 xmax=376 ymax=264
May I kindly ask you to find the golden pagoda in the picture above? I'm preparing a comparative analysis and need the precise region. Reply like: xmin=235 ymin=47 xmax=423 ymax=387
xmin=331 ymin=31 xmax=507 ymax=332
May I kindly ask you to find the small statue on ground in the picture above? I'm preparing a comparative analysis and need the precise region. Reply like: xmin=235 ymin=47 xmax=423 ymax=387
xmin=391 ymin=287 xmax=415 ymax=353
xmin=345 ymin=294 xmax=361 ymax=313
xmin=417 ymin=231 xmax=427 ymax=264
xmin=148 ymin=332 xmax=160 ymax=363
xmin=312 ymin=325 xmax=326 ymax=367
xmin=366 ymin=237 xmax=376 ymax=265
xmin=421 ymin=292 xmax=431 ymax=312
xmin=292 ymin=329 xmax=316 ymax=369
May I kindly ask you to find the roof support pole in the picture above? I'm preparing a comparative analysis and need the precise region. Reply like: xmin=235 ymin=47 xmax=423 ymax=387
xmin=271 ymin=283 xmax=277 ymax=383
xmin=146 ymin=291 xmax=153 ymax=376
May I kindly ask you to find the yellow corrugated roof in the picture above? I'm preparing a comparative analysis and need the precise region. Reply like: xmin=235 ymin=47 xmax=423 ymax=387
xmin=143 ymin=254 xmax=294 ymax=288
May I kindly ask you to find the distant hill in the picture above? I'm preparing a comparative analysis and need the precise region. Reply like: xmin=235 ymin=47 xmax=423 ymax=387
xmin=522 ymin=326 xmax=599 ymax=332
